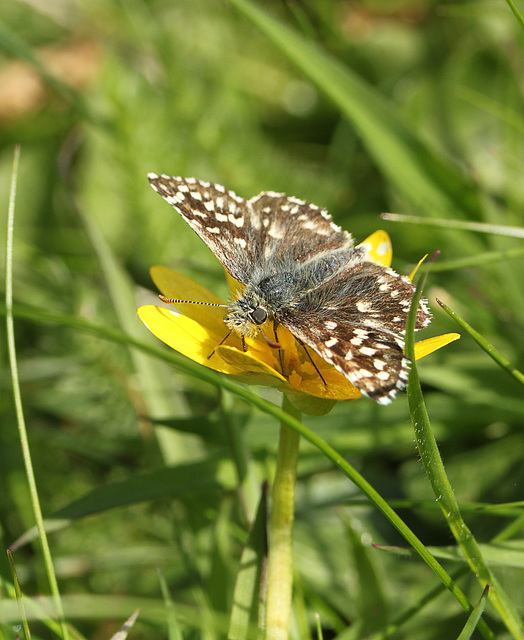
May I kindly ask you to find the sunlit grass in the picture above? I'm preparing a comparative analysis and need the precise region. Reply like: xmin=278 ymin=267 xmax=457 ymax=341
xmin=1 ymin=1 xmax=524 ymax=639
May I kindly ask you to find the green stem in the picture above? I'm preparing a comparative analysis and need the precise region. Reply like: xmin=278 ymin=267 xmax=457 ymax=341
xmin=6 ymin=147 xmax=69 ymax=638
xmin=406 ymin=274 xmax=524 ymax=640
xmin=265 ymin=395 xmax=301 ymax=640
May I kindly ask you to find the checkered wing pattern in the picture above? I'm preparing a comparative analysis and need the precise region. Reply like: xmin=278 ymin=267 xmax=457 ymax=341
xmin=149 ymin=174 xmax=261 ymax=283
xmin=248 ymin=191 xmax=353 ymax=263
xmin=276 ymin=261 xmax=431 ymax=404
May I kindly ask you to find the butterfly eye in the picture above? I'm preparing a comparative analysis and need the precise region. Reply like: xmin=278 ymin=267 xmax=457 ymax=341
xmin=250 ymin=307 xmax=268 ymax=325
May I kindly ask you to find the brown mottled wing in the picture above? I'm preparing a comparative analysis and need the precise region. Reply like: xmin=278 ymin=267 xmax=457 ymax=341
xmin=276 ymin=261 xmax=432 ymax=404
xmin=248 ymin=191 xmax=353 ymax=263
xmin=148 ymin=174 xmax=261 ymax=283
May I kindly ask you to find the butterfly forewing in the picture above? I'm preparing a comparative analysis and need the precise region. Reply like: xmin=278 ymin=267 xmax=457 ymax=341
xmin=148 ymin=174 xmax=256 ymax=283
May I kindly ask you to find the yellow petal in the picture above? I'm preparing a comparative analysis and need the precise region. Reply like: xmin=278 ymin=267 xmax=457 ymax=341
xmin=414 ymin=333 xmax=460 ymax=360
xmin=409 ymin=254 xmax=428 ymax=281
xmin=151 ymin=265 xmax=225 ymax=307
xmin=217 ymin=345 xmax=288 ymax=385
xmin=138 ymin=305 xmax=241 ymax=374
xmin=292 ymin=367 xmax=362 ymax=401
xmin=225 ymin=271 xmax=244 ymax=299
xmin=358 ymin=230 xmax=392 ymax=267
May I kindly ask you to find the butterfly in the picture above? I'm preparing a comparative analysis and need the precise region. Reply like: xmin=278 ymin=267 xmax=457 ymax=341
xmin=148 ymin=173 xmax=431 ymax=404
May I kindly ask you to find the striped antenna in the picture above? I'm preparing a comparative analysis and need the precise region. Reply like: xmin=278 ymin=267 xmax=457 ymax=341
xmin=160 ymin=294 xmax=281 ymax=349
xmin=159 ymin=294 xmax=228 ymax=308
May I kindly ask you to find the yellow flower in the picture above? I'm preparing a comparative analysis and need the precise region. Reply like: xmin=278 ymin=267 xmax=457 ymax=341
xmin=138 ymin=231 xmax=459 ymax=409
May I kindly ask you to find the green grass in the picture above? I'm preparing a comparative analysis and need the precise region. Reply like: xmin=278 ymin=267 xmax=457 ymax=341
xmin=1 ymin=1 xmax=524 ymax=638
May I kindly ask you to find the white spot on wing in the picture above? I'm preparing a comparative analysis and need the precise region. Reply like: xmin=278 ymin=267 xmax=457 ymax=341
xmin=229 ymin=215 xmax=244 ymax=227
xmin=356 ymin=301 xmax=370 ymax=312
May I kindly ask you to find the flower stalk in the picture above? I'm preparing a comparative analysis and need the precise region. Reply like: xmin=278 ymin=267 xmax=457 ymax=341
xmin=265 ymin=395 xmax=301 ymax=640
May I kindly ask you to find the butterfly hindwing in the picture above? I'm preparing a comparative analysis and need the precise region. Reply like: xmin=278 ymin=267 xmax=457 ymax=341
xmin=275 ymin=261 xmax=431 ymax=402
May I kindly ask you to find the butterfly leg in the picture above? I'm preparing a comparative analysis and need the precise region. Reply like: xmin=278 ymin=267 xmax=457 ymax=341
xmin=298 ymin=339 xmax=327 ymax=386
xmin=272 ymin=321 xmax=286 ymax=377
xmin=208 ymin=331 xmax=233 ymax=359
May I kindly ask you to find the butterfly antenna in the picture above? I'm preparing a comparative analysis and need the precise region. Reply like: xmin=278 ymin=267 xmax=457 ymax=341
xmin=159 ymin=294 xmax=228 ymax=308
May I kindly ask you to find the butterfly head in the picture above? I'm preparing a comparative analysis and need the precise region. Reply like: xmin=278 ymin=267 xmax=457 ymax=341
xmin=224 ymin=295 xmax=269 ymax=337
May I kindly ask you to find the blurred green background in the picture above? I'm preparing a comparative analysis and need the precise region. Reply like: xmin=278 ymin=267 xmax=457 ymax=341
xmin=1 ymin=0 xmax=524 ymax=638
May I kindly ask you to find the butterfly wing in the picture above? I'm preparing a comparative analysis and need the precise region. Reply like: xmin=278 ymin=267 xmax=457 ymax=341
xmin=149 ymin=174 xmax=261 ymax=283
xmin=276 ymin=261 xmax=431 ymax=404
xmin=248 ymin=191 xmax=353 ymax=264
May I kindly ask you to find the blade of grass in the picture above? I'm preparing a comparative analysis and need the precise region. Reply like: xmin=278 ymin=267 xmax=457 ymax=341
xmin=6 ymin=550 xmax=31 ymax=640
xmin=158 ymin=569 xmax=184 ymax=640
xmin=457 ymin=586 xmax=490 ymax=640
xmin=220 ymin=390 xmax=261 ymax=524
xmin=108 ymin=609 xmax=140 ymax=640
xmin=377 ymin=541 xmax=524 ymax=569
xmin=344 ymin=498 xmax=524 ymax=517
xmin=414 ymin=246 xmax=524 ymax=273
xmin=66 ymin=180 xmax=196 ymax=466
xmin=228 ymin=486 xmax=267 ymax=640
xmin=0 ymin=576 xmax=87 ymax=640
xmin=437 ymin=299 xmax=524 ymax=386
xmin=228 ymin=0 xmax=481 ymax=221
xmin=366 ymin=567 xmax=470 ymax=640
xmin=338 ymin=512 xmax=387 ymax=635
xmin=491 ymin=513 xmax=524 ymax=544
xmin=457 ymin=86 xmax=524 ymax=134
xmin=504 ymin=0 xmax=524 ymax=31
xmin=382 ymin=213 xmax=524 ymax=238
xmin=5 ymin=146 xmax=69 ymax=640
xmin=405 ymin=262 xmax=524 ymax=639
xmin=0 ymin=593 xmax=228 ymax=630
